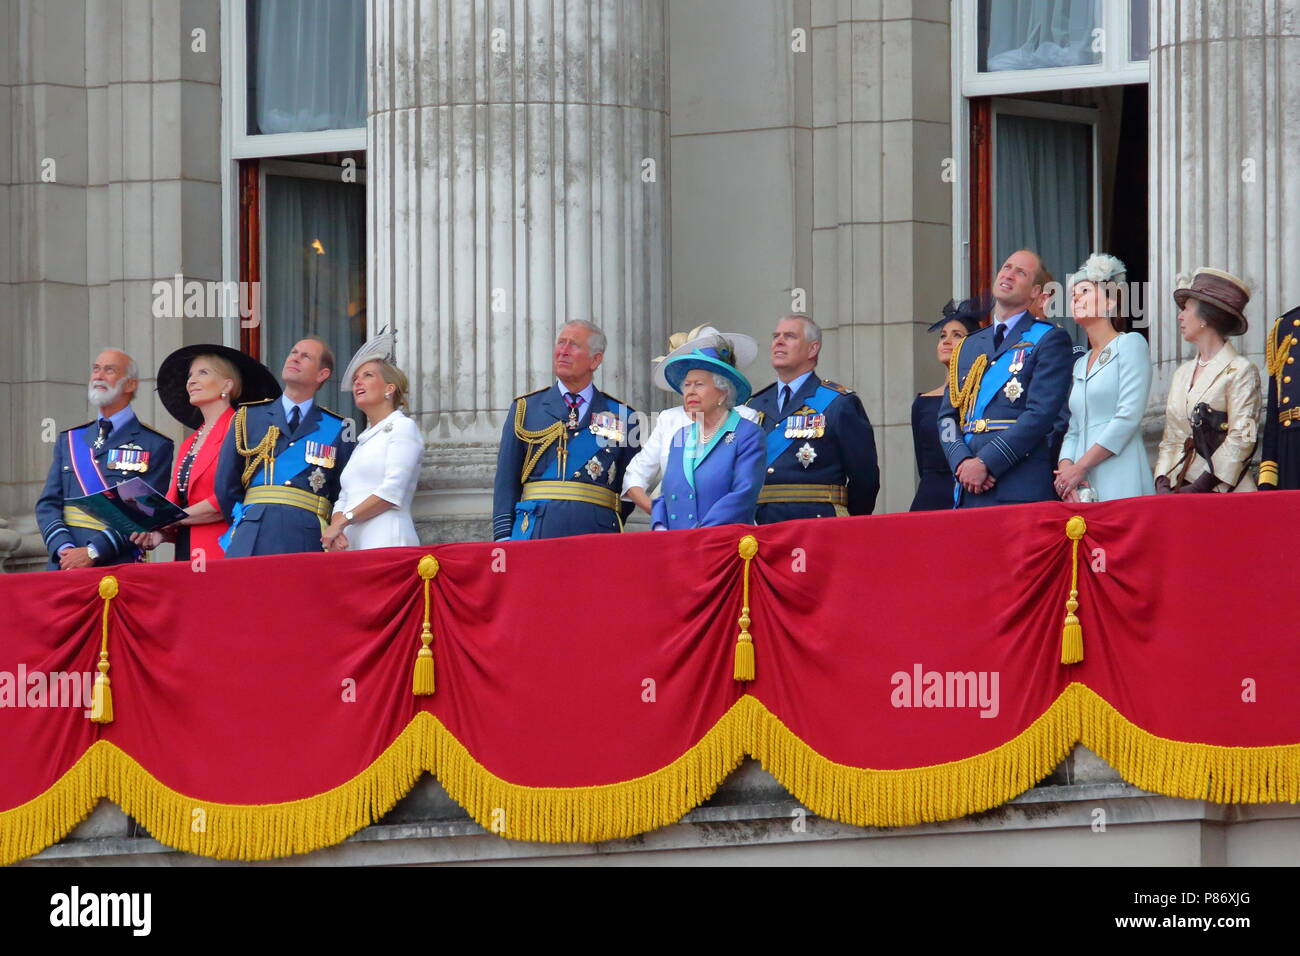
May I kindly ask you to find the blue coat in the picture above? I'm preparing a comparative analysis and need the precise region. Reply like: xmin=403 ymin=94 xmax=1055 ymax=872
xmin=651 ymin=417 xmax=766 ymax=530
xmin=492 ymin=384 xmax=639 ymax=540
xmin=36 ymin=412 xmax=175 ymax=569
xmin=745 ymin=374 xmax=879 ymax=523
xmin=937 ymin=312 xmax=1073 ymax=507
xmin=214 ymin=399 xmax=355 ymax=557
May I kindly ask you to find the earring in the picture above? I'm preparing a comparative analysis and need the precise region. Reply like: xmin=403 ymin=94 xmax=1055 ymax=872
xmin=220 ymin=392 xmax=227 ymax=399
xmin=1200 ymin=321 xmax=1207 ymax=329
xmin=386 ymin=390 xmax=394 ymax=398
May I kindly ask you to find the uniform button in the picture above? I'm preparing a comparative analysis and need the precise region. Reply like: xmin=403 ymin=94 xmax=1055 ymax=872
xmin=288 ymin=441 xmax=294 ymax=446
xmin=1287 ymin=376 xmax=1293 ymax=384
xmin=1293 ymin=319 xmax=1299 ymax=327
xmin=767 ymin=467 xmax=775 ymax=474
xmin=284 ymin=480 xmax=291 ymax=486
xmin=670 ymin=494 xmax=676 ymax=500
xmin=1285 ymin=397 xmax=1292 ymax=404
xmin=1290 ymin=357 xmax=1296 ymax=365
xmin=670 ymin=514 xmax=677 ymax=520
xmin=688 ymin=493 xmax=694 ymax=500
xmin=687 ymin=514 xmax=694 ymax=520
xmin=573 ymin=471 xmax=580 ymax=478
xmin=63 ymin=466 xmax=69 ymax=471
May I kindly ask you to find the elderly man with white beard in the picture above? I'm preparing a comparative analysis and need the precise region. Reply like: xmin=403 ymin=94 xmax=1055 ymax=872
xmin=36 ymin=348 xmax=174 ymax=570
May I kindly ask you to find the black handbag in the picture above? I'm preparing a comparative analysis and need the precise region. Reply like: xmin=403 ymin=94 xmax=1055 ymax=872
xmin=1189 ymin=402 xmax=1230 ymax=465
xmin=1178 ymin=402 xmax=1254 ymax=490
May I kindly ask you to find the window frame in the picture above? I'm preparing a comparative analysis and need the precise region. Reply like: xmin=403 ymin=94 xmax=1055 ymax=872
xmin=959 ymin=0 xmax=1150 ymax=97
xmin=220 ymin=0 xmax=369 ymax=351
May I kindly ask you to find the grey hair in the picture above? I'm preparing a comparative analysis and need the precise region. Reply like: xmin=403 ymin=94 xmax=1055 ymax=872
xmin=559 ymin=319 xmax=607 ymax=356
xmin=710 ymin=373 xmax=737 ymax=409
xmin=99 ymin=348 xmax=140 ymax=380
xmin=781 ymin=314 xmax=822 ymax=345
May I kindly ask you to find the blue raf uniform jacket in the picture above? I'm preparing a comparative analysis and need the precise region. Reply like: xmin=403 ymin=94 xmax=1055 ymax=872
xmin=215 ymin=399 xmax=355 ymax=557
xmin=745 ymin=373 xmax=880 ymax=523
xmin=651 ymin=417 xmax=766 ymax=530
xmin=937 ymin=311 xmax=1073 ymax=507
xmin=36 ymin=411 xmax=175 ymax=569
xmin=492 ymin=384 xmax=639 ymax=541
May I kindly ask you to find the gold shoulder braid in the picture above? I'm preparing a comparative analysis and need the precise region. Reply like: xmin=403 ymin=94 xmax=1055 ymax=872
xmin=947 ymin=337 xmax=989 ymax=429
xmin=513 ymin=397 xmax=568 ymax=485
xmin=1265 ymin=316 xmax=1295 ymax=403
xmin=234 ymin=404 xmax=280 ymax=488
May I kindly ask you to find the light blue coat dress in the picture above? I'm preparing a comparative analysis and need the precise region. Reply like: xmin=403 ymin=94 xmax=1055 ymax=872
xmin=651 ymin=412 xmax=766 ymax=530
xmin=1059 ymin=331 xmax=1154 ymax=501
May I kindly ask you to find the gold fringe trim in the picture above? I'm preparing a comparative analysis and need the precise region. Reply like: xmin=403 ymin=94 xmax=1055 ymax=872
xmin=5 ymin=686 xmax=1299 ymax=863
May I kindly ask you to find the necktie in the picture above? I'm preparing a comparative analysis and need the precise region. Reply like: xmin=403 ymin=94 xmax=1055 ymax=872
xmin=780 ymin=385 xmax=792 ymax=414
xmin=288 ymin=405 xmax=302 ymax=435
xmin=94 ymin=419 xmax=112 ymax=449
xmin=565 ymin=392 xmax=583 ymax=427
xmin=993 ymin=324 xmax=1006 ymax=351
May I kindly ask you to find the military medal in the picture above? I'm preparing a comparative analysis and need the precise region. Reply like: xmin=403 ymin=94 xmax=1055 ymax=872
xmin=107 ymin=444 xmax=149 ymax=473
xmin=1004 ymin=377 xmax=1024 ymax=401
xmin=589 ymin=411 xmax=625 ymax=443
xmin=566 ymin=406 xmax=580 ymax=430
xmin=584 ymin=456 xmax=604 ymax=482
xmin=308 ymin=467 xmax=326 ymax=493
xmin=521 ymin=513 xmax=530 ymax=534
xmin=796 ymin=442 xmax=817 ymax=468
xmin=305 ymin=440 xmax=337 ymax=468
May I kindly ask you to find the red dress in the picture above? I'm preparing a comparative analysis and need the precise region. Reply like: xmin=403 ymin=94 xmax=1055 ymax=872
xmin=165 ymin=406 xmax=235 ymax=560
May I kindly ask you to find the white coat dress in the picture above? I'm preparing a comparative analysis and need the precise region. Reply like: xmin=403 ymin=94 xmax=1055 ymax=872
xmin=335 ymin=409 xmax=424 ymax=549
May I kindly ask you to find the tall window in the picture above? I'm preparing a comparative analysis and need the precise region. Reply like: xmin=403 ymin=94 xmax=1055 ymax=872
xmin=956 ymin=0 xmax=1149 ymax=341
xmin=224 ymin=0 xmax=367 ymax=414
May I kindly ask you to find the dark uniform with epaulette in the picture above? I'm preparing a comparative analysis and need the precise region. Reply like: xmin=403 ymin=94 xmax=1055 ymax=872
xmin=492 ymin=384 xmax=639 ymax=540
xmin=745 ymin=374 xmax=879 ymax=522
xmin=937 ymin=311 xmax=1073 ymax=507
xmin=1260 ymin=304 xmax=1300 ymax=490
xmin=36 ymin=411 xmax=175 ymax=569
xmin=215 ymin=397 xmax=355 ymax=556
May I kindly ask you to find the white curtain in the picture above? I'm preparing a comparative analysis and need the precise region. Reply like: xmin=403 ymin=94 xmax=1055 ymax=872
xmin=995 ymin=113 xmax=1092 ymax=345
xmin=264 ymin=175 xmax=367 ymax=413
xmin=249 ymin=0 xmax=365 ymax=134
xmin=983 ymin=0 xmax=1101 ymax=72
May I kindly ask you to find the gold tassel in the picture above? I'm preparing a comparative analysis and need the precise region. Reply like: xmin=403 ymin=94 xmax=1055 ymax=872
xmin=1061 ymin=516 xmax=1086 ymax=664
xmin=734 ymin=535 xmax=758 ymax=681
xmin=413 ymin=555 xmax=439 ymax=696
xmin=90 ymin=575 xmax=119 ymax=724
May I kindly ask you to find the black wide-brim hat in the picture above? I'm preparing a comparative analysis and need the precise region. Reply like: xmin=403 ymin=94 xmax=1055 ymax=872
xmin=156 ymin=344 xmax=282 ymax=430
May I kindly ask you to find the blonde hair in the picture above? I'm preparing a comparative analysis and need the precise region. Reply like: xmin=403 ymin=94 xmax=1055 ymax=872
xmin=356 ymin=359 xmax=409 ymax=410
xmin=192 ymin=353 xmax=242 ymax=401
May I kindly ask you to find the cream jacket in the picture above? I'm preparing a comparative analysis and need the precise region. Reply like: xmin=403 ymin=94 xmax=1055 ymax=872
xmin=1154 ymin=341 xmax=1262 ymax=491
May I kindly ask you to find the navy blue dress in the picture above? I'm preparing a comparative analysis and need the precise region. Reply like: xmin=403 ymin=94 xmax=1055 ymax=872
xmin=909 ymin=393 xmax=953 ymax=511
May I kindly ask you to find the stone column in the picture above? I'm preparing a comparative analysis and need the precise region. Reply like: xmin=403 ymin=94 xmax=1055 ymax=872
xmin=0 ymin=0 xmax=223 ymax=571
xmin=368 ymin=0 xmax=670 ymax=542
xmin=1150 ymin=1 xmax=1300 ymax=394
xmin=822 ymin=1 xmax=953 ymax=514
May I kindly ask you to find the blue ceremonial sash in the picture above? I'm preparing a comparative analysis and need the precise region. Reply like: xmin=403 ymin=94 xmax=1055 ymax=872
xmin=765 ymin=385 xmax=840 ymax=467
xmin=67 ymin=426 xmax=110 ymax=495
xmin=537 ymin=420 xmax=602 ymax=480
xmin=249 ymin=413 xmax=343 ymax=488
xmin=966 ymin=321 xmax=1052 ymax=430
xmin=220 ymin=412 xmax=345 ymax=551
